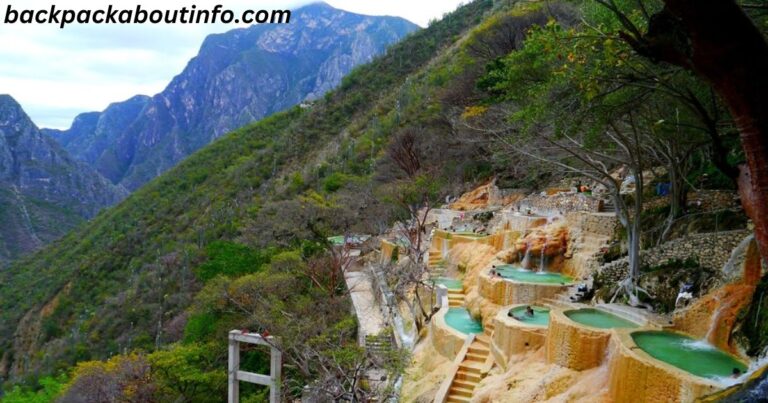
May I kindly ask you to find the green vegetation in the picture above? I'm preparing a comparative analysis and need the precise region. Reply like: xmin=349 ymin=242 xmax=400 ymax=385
xmin=3 ymin=0 xmax=767 ymax=399
xmin=194 ymin=241 xmax=275 ymax=283
xmin=0 ymin=376 xmax=66 ymax=403
xmin=0 ymin=0 xmax=496 ymax=399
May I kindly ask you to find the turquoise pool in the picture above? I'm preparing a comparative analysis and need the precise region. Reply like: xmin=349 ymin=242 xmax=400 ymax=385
xmin=495 ymin=265 xmax=573 ymax=285
xmin=509 ymin=306 xmax=550 ymax=326
xmin=445 ymin=308 xmax=483 ymax=334
xmin=565 ymin=308 xmax=640 ymax=329
xmin=434 ymin=277 xmax=463 ymax=290
xmin=632 ymin=331 xmax=748 ymax=380
xmin=451 ymin=231 xmax=486 ymax=238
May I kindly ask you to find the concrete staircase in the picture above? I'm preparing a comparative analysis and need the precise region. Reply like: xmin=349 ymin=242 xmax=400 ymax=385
xmin=444 ymin=335 xmax=491 ymax=403
xmin=447 ymin=289 xmax=465 ymax=308
xmin=428 ymin=249 xmax=444 ymax=267
xmin=600 ymin=198 xmax=616 ymax=213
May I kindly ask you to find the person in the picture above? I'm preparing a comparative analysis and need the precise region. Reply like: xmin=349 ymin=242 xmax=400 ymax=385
xmin=525 ymin=306 xmax=534 ymax=317
xmin=732 ymin=368 xmax=742 ymax=378
xmin=490 ymin=269 xmax=497 ymax=276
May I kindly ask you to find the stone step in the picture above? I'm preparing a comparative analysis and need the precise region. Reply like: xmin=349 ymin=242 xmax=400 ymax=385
xmin=452 ymin=380 xmax=477 ymax=390
xmin=458 ymin=363 xmax=482 ymax=374
xmin=474 ymin=335 xmax=490 ymax=346
xmin=446 ymin=396 xmax=471 ymax=403
xmin=448 ymin=385 xmax=474 ymax=398
xmin=464 ymin=352 xmax=486 ymax=362
xmin=468 ymin=346 xmax=489 ymax=355
xmin=455 ymin=370 xmax=481 ymax=383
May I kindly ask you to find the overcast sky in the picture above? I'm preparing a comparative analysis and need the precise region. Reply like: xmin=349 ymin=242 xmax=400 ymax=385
xmin=0 ymin=0 xmax=466 ymax=129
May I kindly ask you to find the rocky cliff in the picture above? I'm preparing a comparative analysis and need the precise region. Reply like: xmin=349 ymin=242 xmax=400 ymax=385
xmin=0 ymin=95 xmax=128 ymax=265
xmin=47 ymin=2 xmax=418 ymax=190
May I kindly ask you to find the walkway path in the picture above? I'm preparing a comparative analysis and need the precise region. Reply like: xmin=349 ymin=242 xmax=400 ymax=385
xmin=345 ymin=269 xmax=387 ymax=342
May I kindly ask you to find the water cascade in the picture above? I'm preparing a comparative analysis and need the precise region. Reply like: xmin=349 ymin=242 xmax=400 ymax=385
xmin=539 ymin=235 xmax=548 ymax=273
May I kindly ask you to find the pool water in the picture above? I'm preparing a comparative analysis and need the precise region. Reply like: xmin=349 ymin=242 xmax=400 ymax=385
xmin=564 ymin=308 xmax=640 ymax=329
xmin=445 ymin=308 xmax=484 ymax=334
xmin=495 ymin=265 xmax=573 ymax=285
xmin=509 ymin=306 xmax=550 ymax=326
xmin=434 ymin=277 xmax=463 ymax=290
xmin=632 ymin=331 xmax=747 ymax=380
xmin=452 ymin=231 xmax=486 ymax=238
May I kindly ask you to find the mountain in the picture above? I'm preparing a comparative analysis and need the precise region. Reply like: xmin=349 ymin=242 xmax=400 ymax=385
xmin=46 ymin=2 xmax=419 ymax=190
xmin=41 ymin=95 xmax=151 ymax=168
xmin=0 ymin=95 xmax=128 ymax=266
xmin=0 ymin=0 xmax=494 ymax=382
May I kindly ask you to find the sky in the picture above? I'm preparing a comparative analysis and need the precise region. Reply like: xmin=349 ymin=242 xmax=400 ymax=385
xmin=0 ymin=0 xmax=466 ymax=129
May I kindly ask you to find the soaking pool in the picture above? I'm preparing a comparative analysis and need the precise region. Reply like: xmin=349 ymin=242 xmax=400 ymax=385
xmin=445 ymin=307 xmax=484 ymax=334
xmin=632 ymin=331 xmax=748 ymax=380
xmin=451 ymin=231 xmax=486 ymax=238
xmin=508 ymin=306 xmax=550 ymax=326
xmin=564 ymin=308 xmax=640 ymax=329
xmin=434 ymin=277 xmax=463 ymax=290
xmin=495 ymin=265 xmax=573 ymax=285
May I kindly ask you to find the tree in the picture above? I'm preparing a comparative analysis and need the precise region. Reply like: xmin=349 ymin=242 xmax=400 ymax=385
xmin=58 ymin=354 xmax=158 ymax=403
xmin=381 ymin=129 xmax=444 ymax=331
xmin=188 ymin=250 xmax=404 ymax=401
xmin=596 ymin=0 xmax=768 ymax=272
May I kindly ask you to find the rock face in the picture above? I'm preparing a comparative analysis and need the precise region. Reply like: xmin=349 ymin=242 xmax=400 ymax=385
xmin=47 ymin=2 xmax=418 ymax=190
xmin=0 ymin=95 xmax=128 ymax=265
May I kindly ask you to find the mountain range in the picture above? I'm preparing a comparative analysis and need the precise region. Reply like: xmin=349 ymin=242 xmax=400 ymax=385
xmin=0 ymin=0 xmax=494 ymax=380
xmin=0 ymin=2 xmax=416 ymax=265
xmin=45 ymin=2 xmax=418 ymax=190
xmin=0 ymin=95 xmax=128 ymax=266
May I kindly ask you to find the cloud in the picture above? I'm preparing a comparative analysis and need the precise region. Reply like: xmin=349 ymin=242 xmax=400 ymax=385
xmin=1 ymin=0 xmax=464 ymax=128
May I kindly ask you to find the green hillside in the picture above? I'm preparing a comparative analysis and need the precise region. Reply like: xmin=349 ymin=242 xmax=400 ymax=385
xmin=5 ymin=0 xmax=764 ymax=400
xmin=0 ymin=0 xmax=498 ymax=395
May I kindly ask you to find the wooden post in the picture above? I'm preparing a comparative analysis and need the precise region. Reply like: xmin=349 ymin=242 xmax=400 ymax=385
xmin=228 ymin=335 xmax=240 ymax=402
xmin=228 ymin=330 xmax=281 ymax=403
xmin=270 ymin=345 xmax=282 ymax=402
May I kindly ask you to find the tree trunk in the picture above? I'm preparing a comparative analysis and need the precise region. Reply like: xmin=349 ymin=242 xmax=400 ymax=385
xmin=660 ymin=162 xmax=687 ymax=243
xmin=628 ymin=168 xmax=644 ymax=287
xmin=623 ymin=0 xmax=768 ymax=269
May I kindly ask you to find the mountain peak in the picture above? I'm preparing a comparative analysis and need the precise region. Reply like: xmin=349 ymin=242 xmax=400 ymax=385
xmin=0 ymin=94 xmax=35 ymax=129
xmin=0 ymin=94 xmax=22 ymax=111
xmin=52 ymin=9 xmax=418 ymax=190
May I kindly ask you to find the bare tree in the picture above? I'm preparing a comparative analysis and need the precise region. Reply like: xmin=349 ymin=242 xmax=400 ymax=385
xmin=387 ymin=128 xmax=422 ymax=179
xmin=465 ymin=103 xmax=652 ymax=304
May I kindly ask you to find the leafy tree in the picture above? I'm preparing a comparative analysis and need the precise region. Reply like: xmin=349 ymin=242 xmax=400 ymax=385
xmin=472 ymin=2 xmax=748 ymax=302
xmin=195 ymin=241 xmax=273 ymax=283
xmin=1 ymin=375 xmax=66 ymax=403
xmin=595 ymin=0 xmax=768 ymax=277
xmin=58 ymin=354 xmax=157 ymax=403
xmin=148 ymin=343 xmax=227 ymax=403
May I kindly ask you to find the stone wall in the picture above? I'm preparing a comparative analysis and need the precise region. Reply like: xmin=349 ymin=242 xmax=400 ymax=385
xmin=545 ymin=309 xmax=615 ymax=371
xmin=597 ymin=230 xmax=752 ymax=283
xmin=516 ymin=192 xmax=602 ymax=217
xmin=565 ymin=212 xmax=619 ymax=239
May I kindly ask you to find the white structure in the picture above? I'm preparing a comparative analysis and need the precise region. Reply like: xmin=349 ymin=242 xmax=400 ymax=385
xmin=228 ymin=330 xmax=282 ymax=403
